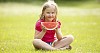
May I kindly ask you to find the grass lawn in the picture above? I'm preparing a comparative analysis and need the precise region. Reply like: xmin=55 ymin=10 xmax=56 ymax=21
xmin=0 ymin=2 xmax=100 ymax=53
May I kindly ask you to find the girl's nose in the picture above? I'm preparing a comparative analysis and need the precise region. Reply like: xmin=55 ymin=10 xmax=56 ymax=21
xmin=49 ymin=13 xmax=53 ymax=17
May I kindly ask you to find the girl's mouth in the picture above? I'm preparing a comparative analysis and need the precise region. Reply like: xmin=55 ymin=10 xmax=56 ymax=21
xmin=48 ymin=17 xmax=51 ymax=18
xmin=48 ymin=17 xmax=53 ymax=18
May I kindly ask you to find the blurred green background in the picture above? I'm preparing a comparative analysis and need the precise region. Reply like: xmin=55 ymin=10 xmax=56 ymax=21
xmin=0 ymin=0 xmax=100 ymax=53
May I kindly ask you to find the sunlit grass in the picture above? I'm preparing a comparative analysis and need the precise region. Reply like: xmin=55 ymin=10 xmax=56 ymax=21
xmin=0 ymin=3 xmax=100 ymax=53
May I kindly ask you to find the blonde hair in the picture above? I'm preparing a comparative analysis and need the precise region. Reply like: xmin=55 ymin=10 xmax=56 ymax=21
xmin=40 ymin=0 xmax=58 ymax=22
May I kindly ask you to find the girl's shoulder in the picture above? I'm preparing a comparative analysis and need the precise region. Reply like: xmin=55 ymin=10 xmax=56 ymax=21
xmin=37 ymin=19 xmax=44 ymax=22
xmin=35 ymin=19 xmax=45 ymax=27
xmin=36 ymin=19 xmax=44 ymax=24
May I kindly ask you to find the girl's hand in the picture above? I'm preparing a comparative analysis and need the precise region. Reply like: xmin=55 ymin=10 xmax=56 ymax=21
xmin=41 ymin=26 xmax=47 ymax=32
xmin=55 ymin=27 xmax=58 ymax=31
xmin=55 ymin=22 xmax=59 ymax=31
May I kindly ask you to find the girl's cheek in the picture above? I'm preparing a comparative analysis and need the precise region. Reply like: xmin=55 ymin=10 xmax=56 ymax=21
xmin=44 ymin=14 xmax=48 ymax=17
xmin=53 ymin=15 xmax=56 ymax=18
xmin=45 ymin=14 xmax=49 ymax=17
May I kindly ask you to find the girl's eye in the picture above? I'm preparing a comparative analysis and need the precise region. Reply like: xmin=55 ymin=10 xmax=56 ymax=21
xmin=47 ymin=12 xmax=50 ymax=14
xmin=52 ymin=12 xmax=54 ymax=14
xmin=46 ymin=12 xmax=55 ymax=14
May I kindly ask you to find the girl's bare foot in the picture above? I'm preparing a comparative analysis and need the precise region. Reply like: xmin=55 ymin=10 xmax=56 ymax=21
xmin=59 ymin=45 xmax=72 ymax=50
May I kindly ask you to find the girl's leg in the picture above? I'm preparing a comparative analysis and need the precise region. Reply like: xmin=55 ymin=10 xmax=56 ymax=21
xmin=53 ymin=34 xmax=74 ymax=49
xmin=33 ymin=39 xmax=57 ymax=50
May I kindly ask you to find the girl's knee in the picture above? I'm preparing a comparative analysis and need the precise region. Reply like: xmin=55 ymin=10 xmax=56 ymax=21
xmin=33 ymin=39 xmax=41 ymax=45
xmin=67 ymin=34 xmax=74 ymax=41
xmin=33 ymin=39 xmax=41 ymax=49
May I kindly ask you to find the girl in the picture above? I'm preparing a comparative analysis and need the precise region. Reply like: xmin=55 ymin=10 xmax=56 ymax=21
xmin=33 ymin=0 xmax=74 ymax=50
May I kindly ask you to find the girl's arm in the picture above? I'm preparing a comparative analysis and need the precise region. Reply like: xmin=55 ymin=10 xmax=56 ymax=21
xmin=55 ymin=28 xmax=63 ymax=41
xmin=34 ymin=27 xmax=47 ymax=39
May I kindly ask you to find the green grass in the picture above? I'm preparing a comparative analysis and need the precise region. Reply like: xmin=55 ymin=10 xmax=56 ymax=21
xmin=0 ymin=3 xmax=100 ymax=53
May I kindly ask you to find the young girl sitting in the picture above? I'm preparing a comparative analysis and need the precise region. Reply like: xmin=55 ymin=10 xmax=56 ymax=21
xmin=33 ymin=0 xmax=74 ymax=50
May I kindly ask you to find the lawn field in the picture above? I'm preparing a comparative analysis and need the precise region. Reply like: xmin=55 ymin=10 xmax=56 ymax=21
xmin=0 ymin=3 xmax=100 ymax=53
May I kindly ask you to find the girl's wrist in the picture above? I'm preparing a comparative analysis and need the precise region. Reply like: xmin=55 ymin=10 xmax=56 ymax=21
xmin=55 ymin=28 xmax=59 ymax=31
xmin=42 ymin=29 xmax=47 ymax=32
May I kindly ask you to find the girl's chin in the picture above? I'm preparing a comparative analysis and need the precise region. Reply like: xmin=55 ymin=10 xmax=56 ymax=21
xmin=45 ymin=18 xmax=55 ymax=22
xmin=47 ymin=20 xmax=52 ymax=22
xmin=48 ymin=19 xmax=54 ymax=22
xmin=46 ymin=19 xmax=54 ymax=22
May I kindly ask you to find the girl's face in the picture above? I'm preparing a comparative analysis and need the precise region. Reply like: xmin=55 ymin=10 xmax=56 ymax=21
xmin=43 ymin=5 xmax=56 ymax=22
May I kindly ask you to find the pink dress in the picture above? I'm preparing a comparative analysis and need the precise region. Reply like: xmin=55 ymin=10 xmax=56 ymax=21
xmin=35 ymin=19 xmax=61 ymax=42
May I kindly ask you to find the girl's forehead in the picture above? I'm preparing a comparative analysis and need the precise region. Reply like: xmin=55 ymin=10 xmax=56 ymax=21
xmin=45 ymin=5 xmax=56 ymax=11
